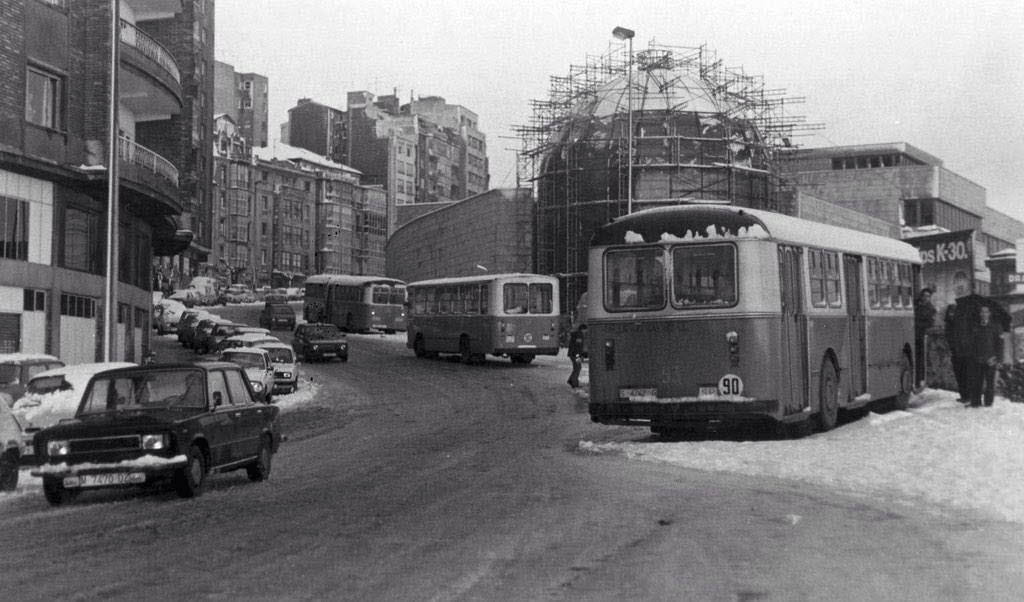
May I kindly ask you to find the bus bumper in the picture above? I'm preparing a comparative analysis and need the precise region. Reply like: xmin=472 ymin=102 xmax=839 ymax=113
xmin=589 ymin=400 xmax=781 ymax=427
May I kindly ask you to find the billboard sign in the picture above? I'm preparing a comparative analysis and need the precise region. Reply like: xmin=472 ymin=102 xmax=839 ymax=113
xmin=907 ymin=229 xmax=974 ymax=314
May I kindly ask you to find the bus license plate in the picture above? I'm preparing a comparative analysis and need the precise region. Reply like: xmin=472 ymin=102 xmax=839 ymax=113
xmin=698 ymin=386 xmax=719 ymax=399
xmin=65 ymin=473 xmax=146 ymax=488
xmin=619 ymin=387 xmax=657 ymax=401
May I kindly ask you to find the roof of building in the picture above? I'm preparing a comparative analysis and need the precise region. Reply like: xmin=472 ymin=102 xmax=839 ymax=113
xmin=254 ymin=140 xmax=362 ymax=176
xmin=781 ymin=142 xmax=944 ymax=166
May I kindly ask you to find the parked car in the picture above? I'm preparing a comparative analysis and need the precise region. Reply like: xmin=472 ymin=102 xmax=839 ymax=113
xmin=220 ymin=332 xmax=281 ymax=351
xmin=31 ymin=362 xmax=282 ymax=504
xmin=224 ymin=284 xmax=255 ymax=304
xmin=12 ymin=362 xmax=138 ymax=431
xmin=292 ymin=323 xmax=348 ymax=362
xmin=219 ymin=348 xmax=276 ymax=403
xmin=0 ymin=354 xmax=65 ymax=405
xmin=177 ymin=310 xmax=216 ymax=348
xmin=154 ymin=299 xmax=188 ymax=334
xmin=259 ymin=302 xmax=296 ymax=330
xmin=167 ymin=288 xmax=199 ymax=308
xmin=256 ymin=341 xmax=299 ymax=394
xmin=192 ymin=317 xmax=234 ymax=354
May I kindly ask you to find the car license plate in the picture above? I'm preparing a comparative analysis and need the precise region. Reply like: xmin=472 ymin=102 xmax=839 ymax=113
xmin=698 ymin=386 xmax=719 ymax=399
xmin=321 ymin=352 xmax=336 ymax=357
xmin=64 ymin=472 xmax=146 ymax=488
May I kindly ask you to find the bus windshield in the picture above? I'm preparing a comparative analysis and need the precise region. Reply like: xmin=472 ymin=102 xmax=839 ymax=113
xmin=672 ymin=244 xmax=737 ymax=307
xmin=503 ymin=283 xmax=553 ymax=314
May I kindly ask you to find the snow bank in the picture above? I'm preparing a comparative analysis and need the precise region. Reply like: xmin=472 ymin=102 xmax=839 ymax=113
xmin=580 ymin=389 xmax=1024 ymax=523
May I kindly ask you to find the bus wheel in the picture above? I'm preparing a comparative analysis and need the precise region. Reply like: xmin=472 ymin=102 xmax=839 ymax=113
xmin=892 ymin=352 xmax=913 ymax=411
xmin=511 ymin=354 xmax=534 ymax=365
xmin=413 ymin=336 xmax=428 ymax=358
xmin=460 ymin=336 xmax=475 ymax=364
xmin=817 ymin=357 xmax=840 ymax=432
xmin=345 ymin=314 xmax=355 ymax=332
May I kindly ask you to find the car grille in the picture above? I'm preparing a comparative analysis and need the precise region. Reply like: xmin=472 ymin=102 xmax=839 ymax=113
xmin=69 ymin=435 xmax=141 ymax=453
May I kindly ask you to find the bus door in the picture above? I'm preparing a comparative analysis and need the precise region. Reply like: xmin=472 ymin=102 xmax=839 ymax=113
xmin=778 ymin=245 xmax=807 ymax=414
xmin=843 ymin=254 xmax=867 ymax=395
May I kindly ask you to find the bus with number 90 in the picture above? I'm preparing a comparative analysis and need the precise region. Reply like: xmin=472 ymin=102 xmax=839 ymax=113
xmin=585 ymin=205 xmax=921 ymax=436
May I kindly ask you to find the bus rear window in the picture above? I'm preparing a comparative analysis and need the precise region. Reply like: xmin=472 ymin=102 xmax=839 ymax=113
xmin=671 ymin=244 xmax=736 ymax=308
xmin=603 ymin=248 xmax=665 ymax=311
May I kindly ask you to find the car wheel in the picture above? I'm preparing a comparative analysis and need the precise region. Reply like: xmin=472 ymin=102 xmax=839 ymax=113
xmin=817 ymin=357 xmax=840 ymax=432
xmin=460 ymin=336 xmax=474 ymax=365
xmin=42 ymin=476 xmax=76 ymax=506
xmin=246 ymin=436 xmax=273 ymax=482
xmin=265 ymin=391 xmax=273 ymax=404
xmin=174 ymin=444 xmax=207 ymax=498
xmin=340 ymin=355 xmax=348 ymax=363
xmin=0 ymin=450 xmax=19 ymax=492
xmin=414 ymin=335 xmax=427 ymax=358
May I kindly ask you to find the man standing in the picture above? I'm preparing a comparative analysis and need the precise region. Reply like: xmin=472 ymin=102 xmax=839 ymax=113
xmin=914 ymin=288 xmax=936 ymax=387
xmin=967 ymin=305 xmax=1003 ymax=407
xmin=944 ymin=300 xmax=971 ymax=403
xmin=566 ymin=324 xmax=587 ymax=389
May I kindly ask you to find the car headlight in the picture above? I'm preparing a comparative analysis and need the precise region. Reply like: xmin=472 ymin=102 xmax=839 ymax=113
xmin=47 ymin=439 xmax=70 ymax=456
xmin=141 ymin=434 xmax=168 ymax=450
xmin=312 ymin=344 xmax=319 ymax=351
xmin=251 ymin=381 xmax=264 ymax=391
xmin=281 ymin=372 xmax=292 ymax=379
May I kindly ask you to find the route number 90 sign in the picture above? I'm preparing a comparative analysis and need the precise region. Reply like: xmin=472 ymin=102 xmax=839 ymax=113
xmin=718 ymin=374 xmax=744 ymax=397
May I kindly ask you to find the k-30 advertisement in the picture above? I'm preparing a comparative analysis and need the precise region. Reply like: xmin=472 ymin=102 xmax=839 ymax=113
xmin=908 ymin=229 xmax=975 ymax=313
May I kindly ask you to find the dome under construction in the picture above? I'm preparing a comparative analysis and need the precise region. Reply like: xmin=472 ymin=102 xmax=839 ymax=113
xmin=516 ymin=43 xmax=811 ymax=312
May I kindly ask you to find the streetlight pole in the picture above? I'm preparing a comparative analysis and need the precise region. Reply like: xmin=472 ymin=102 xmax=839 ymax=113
xmin=103 ymin=0 xmax=121 ymax=361
xmin=612 ymin=26 xmax=635 ymax=214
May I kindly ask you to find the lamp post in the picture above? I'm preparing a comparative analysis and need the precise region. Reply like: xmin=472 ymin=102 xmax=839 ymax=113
xmin=103 ymin=0 xmax=121 ymax=361
xmin=612 ymin=26 xmax=635 ymax=214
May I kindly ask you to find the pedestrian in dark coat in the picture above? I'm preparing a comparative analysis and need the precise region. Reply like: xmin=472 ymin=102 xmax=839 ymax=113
xmin=566 ymin=325 xmax=587 ymax=389
xmin=966 ymin=306 xmax=1003 ymax=407
xmin=914 ymin=288 xmax=936 ymax=386
xmin=944 ymin=300 xmax=972 ymax=402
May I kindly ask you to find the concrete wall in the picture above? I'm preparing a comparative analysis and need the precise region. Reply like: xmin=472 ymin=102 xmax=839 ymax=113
xmin=795 ymin=191 xmax=900 ymax=238
xmin=386 ymin=188 xmax=533 ymax=283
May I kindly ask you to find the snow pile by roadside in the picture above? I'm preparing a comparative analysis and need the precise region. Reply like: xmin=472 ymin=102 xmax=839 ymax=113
xmin=580 ymin=389 xmax=1024 ymax=523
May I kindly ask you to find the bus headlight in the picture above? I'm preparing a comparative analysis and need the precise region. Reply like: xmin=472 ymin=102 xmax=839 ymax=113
xmin=47 ymin=440 xmax=70 ymax=456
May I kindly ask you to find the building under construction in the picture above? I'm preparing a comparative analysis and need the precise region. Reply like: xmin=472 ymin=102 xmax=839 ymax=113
xmin=515 ymin=42 xmax=819 ymax=312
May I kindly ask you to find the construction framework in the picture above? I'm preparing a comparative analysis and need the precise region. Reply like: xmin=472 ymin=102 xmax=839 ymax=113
xmin=514 ymin=41 xmax=822 ymax=314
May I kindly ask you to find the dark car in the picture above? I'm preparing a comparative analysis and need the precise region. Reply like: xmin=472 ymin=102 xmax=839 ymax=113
xmin=291 ymin=323 xmax=348 ymax=362
xmin=193 ymin=318 xmax=234 ymax=354
xmin=259 ymin=302 xmax=296 ymax=330
xmin=31 ymin=362 xmax=282 ymax=505
xmin=175 ymin=310 xmax=206 ymax=346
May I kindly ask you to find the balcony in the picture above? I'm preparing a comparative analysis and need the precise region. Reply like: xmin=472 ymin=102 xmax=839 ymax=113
xmin=119 ymin=19 xmax=183 ymax=116
xmin=118 ymin=136 xmax=181 ymax=214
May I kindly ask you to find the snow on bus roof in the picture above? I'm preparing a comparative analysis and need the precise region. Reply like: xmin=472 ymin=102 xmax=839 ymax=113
xmin=304 ymin=274 xmax=405 ymax=286
xmin=408 ymin=273 xmax=559 ymax=287
xmin=596 ymin=205 xmax=921 ymax=264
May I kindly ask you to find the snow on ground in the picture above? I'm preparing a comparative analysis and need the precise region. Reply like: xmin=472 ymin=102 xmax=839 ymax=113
xmin=580 ymin=387 xmax=1024 ymax=524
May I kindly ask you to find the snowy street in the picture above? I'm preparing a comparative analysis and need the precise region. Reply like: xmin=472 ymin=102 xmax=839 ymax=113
xmin=2 ymin=312 xmax=1023 ymax=599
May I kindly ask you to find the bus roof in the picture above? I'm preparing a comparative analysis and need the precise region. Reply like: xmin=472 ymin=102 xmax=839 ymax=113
xmin=592 ymin=205 xmax=921 ymax=264
xmin=306 ymin=274 xmax=406 ymax=287
xmin=408 ymin=273 xmax=558 ymax=288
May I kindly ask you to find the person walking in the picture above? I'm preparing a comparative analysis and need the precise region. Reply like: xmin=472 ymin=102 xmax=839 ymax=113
xmin=967 ymin=305 xmax=1003 ymax=407
xmin=914 ymin=288 xmax=936 ymax=387
xmin=566 ymin=324 xmax=587 ymax=389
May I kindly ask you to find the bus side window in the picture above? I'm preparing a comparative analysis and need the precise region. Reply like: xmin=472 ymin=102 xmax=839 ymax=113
xmin=480 ymin=286 xmax=489 ymax=314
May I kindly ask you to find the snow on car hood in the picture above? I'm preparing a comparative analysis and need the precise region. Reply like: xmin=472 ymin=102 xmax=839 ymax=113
xmin=12 ymin=389 xmax=80 ymax=429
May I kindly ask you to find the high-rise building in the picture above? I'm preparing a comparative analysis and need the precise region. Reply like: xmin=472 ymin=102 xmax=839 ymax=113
xmin=0 ymin=0 xmax=204 ymax=361
xmin=213 ymin=60 xmax=269 ymax=148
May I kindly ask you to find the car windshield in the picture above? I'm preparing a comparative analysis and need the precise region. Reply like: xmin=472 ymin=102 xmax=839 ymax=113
xmin=264 ymin=348 xmax=294 ymax=363
xmin=306 ymin=325 xmax=340 ymax=338
xmin=27 ymin=375 xmax=71 ymax=395
xmin=79 ymin=369 xmax=207 ymax=414
xmin=222 ymin=352 xmax=265 ymax=369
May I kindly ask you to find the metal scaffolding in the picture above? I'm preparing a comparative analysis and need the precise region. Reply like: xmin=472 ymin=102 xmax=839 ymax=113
xmin=513 ymin=41 xmax=823 ymax=313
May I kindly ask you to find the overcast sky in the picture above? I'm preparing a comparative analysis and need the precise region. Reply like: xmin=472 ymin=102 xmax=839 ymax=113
xmin=215 ymin=0 xmax=1024 ymax=221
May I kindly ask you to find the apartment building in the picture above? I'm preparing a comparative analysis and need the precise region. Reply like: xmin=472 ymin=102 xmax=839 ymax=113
xmin=213 ymin=60 xmax=269 ymax=147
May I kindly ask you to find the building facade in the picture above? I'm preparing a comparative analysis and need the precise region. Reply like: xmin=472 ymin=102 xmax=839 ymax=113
xmin=213 ymin=60 xmax=268 ymax=148
xmin=0 ymin=0 xmax=200 ymax=361
xmin=285 ymin=92 xmax=491 ymax=233
xmin=210 ymin=114 xmax=255 ymax=285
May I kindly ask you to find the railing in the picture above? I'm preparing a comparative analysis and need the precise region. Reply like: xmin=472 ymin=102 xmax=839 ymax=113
xmin=118 ymin=136 xmax=179 ymax=187
xmin=119 ymin=19 xmax=181 ymax=84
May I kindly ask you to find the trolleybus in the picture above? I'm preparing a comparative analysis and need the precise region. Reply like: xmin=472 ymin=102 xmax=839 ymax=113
xmin=302 ymin=275 xmax=407 ymax=333
xmin=586 ymin=205 xmax=921 ymax=435
xmin=406 ymin=273 xmax=560 ymax=364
